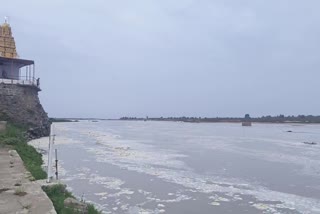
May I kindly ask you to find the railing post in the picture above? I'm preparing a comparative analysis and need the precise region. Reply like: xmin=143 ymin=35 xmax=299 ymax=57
xmin=33 ymin=64 xmax=35 ymax=83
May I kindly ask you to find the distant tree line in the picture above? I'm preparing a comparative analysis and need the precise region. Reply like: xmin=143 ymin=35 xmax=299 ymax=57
xmin=120 ymin=115 xmax=320 ymax=123
xmin=49 ymin=118 xmax=78 ymax=123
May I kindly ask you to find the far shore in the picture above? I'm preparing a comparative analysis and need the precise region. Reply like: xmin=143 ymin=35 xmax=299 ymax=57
xmin=50 ymin=117 xmax=320 ymax=125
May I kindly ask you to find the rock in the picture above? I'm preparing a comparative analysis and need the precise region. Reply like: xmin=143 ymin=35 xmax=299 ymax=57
xmin=25 ymin=125 xmax=50 ymax=141
xmin=64 ymin=197 xmax=88 ymax=214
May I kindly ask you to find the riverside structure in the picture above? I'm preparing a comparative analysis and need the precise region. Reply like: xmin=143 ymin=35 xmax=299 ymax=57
xmin=0 ymin=19 xmax=49 ymax=136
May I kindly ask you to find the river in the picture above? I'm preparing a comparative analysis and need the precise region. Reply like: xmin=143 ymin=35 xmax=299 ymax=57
xmin=31 ymin=121 xmax=320 ymax=213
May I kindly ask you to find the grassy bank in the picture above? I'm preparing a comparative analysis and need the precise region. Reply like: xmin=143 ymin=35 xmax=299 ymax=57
xmin=42 ymin=184 xmax=100 ymax=214
xmin=0 ymin=124 xmax=101 ymax=214
xmin=0 ymin=124 xmax=46 ymax=180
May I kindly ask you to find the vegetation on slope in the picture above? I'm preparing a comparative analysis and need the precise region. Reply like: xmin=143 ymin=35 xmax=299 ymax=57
xmin=0 ymin=123 xmax=46 ymax=180
xmin=43 ymin=184 xmax=100 ymax=214
xmin=49 ymin=118 xmax=78 ymax=123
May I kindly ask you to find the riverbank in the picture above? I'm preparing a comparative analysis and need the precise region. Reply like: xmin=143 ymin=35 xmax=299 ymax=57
xmin=0 ymin=148 xmax=56 ymax=213
xmin=0 ymin=124 xmax=100 ymax=214
xmin=0 ymin=124 xmax=46 ymax=180
xmin=0 ymin=124 xmax=56 ymax=214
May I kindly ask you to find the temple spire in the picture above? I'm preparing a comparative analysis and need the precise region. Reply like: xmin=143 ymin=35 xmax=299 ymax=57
xmin=0 ymin=18 xmax=18 ymax=58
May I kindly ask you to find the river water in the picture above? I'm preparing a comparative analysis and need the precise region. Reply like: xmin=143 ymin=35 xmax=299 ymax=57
xmin=33 ymin=121 xmax=320 ymax=213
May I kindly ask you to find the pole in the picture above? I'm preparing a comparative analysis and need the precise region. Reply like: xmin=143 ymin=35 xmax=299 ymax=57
xmin=26 ymin=66 xmax=28 ymax=81
xmin=55 ymin=149 xmax=58 ymax=180
xmin=47 ymin=124 xmax=55 ymax=183
xmin=33 ymin=64 xmax=35 ymax=83
xmin=46 ymin=128 xmax=51 ymax=183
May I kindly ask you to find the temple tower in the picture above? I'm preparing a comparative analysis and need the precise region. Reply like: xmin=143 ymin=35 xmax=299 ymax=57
xmin=0 ymin=19 xmax=37 ymax=86
xmin=0 ymin=19 xmax=49 ymax=137
xmin=0 ymin=19 xmax=18 ymax=58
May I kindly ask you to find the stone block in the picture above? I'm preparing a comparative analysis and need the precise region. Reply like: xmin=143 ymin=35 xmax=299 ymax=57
xmin=64 ymin=198 xmax=88 ymax=214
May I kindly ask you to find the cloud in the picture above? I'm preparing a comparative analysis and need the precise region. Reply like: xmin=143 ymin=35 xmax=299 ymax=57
xmin=1 ymin=0 xmax=320 ymax=117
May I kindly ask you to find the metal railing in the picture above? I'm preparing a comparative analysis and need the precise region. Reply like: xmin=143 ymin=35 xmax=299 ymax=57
xmin=0 ymin=76 xmax=40 ymax=89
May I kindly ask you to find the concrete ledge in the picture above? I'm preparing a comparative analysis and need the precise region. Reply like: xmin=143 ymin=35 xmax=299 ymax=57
xmin=0 ymin=149 xmax=56 ymax=214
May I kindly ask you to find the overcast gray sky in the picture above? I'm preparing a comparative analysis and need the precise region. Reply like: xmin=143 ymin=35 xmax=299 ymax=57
xmin=1 ymin=0 xmax=319 ymax=118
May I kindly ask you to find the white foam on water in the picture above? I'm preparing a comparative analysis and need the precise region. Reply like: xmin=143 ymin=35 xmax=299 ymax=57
xmin=94 ymin=192 xmax=108 ymax=201
xmin=88 ymin=174 xmax=124 ymax=190
xmin=53 ymin=122 xmax=320 ymax=213
xmin=62 ymin=166 xmax=138 ymax=203
xmin=108 ymin=189 xmax=135 ymax=198
xmin=209 ymin=195 xmax=230 ymax=202
xmin=128 ymin=207 xmax=153 ymax=214
xmin=82 ymin=130 xmax=320 ymax=213
xmin=146 ymin=194 xmax=192 ymax=204
xmin=95 ymin=192 xmax=108 ymax=197
xmin=81 ymin=130 xmax=189 ymax=171
xmin=128 ymin=207 xmax=166 ymax=214
xmin=137 ymin=189 xmax=152 ymax=197
xmin=120 ymin=203 xmax=129 ymax=211
xmin=210 ymin=202 xmax=220 ymax=206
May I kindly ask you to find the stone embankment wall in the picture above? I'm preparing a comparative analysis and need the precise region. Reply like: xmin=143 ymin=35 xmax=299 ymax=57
xmin=0 ymin=83 xmax=50 ymax=138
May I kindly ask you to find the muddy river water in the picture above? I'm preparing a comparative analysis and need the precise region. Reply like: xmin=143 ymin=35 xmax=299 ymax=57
xmin=31 ymin=121 xmax=320 ymax=213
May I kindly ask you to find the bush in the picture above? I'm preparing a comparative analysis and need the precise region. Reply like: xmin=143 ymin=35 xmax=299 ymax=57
xmin=1 ymin=137 xmax=21 ymax=145
xmin=42 ymin=184 xmax=73 ymax=214
xmin=43 ymin=184 xmax=101 ymax=214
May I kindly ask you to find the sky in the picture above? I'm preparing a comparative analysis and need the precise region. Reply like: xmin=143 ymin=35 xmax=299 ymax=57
xmin=1 ymin=0 xmax=319 ymax=118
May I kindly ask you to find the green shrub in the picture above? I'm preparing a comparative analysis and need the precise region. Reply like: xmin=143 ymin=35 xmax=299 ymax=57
xmin=0 ymin=124 xmax=24 ymax=139
xmin=15 ymin=142 xmax=46 ymax=180
xmin=87 ymin=204 xmax=100 ymax=214
xmin=1 ymin=137 xmax=21 ymax=145
xmin=43 ymin=184 xmax=100 ymax=214
xmin=42 ymin=184 xmax=73 ymax=214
